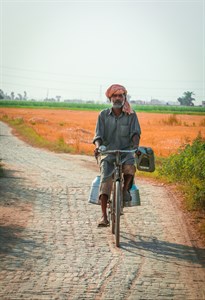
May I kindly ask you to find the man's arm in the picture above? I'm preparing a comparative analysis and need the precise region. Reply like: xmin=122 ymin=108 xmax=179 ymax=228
xmin=94 ymin=139 xmax=102 ymax=158
xmin=93 ymin=112 xmax=104 ymax=158
xmin=132 ymin=133 xmax=140 ymax=148
xmin=129 ymin=113 xmax=141 ymax=148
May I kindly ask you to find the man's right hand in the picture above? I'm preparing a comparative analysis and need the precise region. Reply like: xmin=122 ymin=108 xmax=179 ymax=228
xmin=94 ymin=139 xmax=102 ymax=159
xmin=94 ymin=147 xmax=99 ymax=159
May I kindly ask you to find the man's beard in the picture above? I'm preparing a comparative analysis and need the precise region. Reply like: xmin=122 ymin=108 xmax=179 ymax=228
xmin=112 ymin=100 xmax=125 ymax=109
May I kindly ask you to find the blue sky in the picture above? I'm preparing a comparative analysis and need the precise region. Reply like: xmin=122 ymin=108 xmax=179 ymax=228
xmin=0 ymin=0 xmax=204 ymax=104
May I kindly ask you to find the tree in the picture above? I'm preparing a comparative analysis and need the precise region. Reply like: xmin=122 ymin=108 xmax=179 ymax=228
xmin=17 ymin=93 xmax=23 ymax=100
xmin=4 ymin=93 xmax=11 ymax=100
xmin=56 ymin=95 xmax=61 ymax=102
xmin=23 ymin=91 xmax=27 ymax=100
xmin=177 ymin=91 xmax=195 ymax=106
xmin=11 ymin=92 xmax=15 ymax=100
xmin=0 ymin=89 xmax=4 ymax=99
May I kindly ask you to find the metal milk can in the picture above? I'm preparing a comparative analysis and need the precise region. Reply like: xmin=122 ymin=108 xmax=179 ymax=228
xmin=88 ymin=175 xmax=101 ymax=205
xmin=130 ymin=182 xmax=141 ymax=206
xmin=122 ymin=182 xmax=141 ymax=207
xmin=88 ymin=176 xmax=140 ymax=207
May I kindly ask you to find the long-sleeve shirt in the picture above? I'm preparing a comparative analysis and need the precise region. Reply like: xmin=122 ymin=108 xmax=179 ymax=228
xmin=93 ymin=108 xmax=141 ymax=150
xmin=93 ymin=108 xmax=141 ymax=173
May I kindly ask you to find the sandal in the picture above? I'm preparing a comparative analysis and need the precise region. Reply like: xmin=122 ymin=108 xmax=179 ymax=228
xmin=98 ymin=217 xmax=109 ymax=227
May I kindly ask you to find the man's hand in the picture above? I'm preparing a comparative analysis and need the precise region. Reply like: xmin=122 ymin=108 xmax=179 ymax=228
xmin=94 ymin=139 xmax=102 ymax=159
xmin=94 ymin=147 xmax=99 ymax=159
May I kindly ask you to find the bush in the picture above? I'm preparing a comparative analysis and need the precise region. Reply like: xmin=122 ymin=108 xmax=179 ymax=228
xmin=161 ymin=114 xmax=182 ymax=126
xmin=159 ymin=133 xmax=205 ymax=209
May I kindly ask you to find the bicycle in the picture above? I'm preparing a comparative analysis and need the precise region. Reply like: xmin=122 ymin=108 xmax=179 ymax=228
xmin=97 ymin=146 xmax=139 ymax=247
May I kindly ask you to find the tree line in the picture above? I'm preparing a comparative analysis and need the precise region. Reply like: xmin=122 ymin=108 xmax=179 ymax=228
xmin=0 ymin=89 xmax=196 ymax=106
xmin=0 ymin=89 xmax=27 ymax=101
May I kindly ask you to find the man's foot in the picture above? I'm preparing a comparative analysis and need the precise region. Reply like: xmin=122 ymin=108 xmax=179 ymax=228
xmin=123 ymin=190 xmax=132 ymax=207
xmin=123 ymin=190 xmax=131 ymax=201
xmin=98 ymin=216 xmax=109 ymax=227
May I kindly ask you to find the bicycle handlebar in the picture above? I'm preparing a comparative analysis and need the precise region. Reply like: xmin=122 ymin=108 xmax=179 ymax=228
xmin=98 ymin=146 xmax=139 ymax=155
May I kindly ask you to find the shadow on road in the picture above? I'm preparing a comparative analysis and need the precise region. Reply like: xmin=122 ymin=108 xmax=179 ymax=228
xmin=0 ymin=224 xmax=44 ymax=271
xmin=0 ymin=167 xmax=40 ymax=270
xmin=0 ymin=225 xmax=35 ymax=254
xmin=120 ymin=234 xmax=205 ymax=268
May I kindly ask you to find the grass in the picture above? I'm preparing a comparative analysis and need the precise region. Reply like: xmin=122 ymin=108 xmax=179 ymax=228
xmin=158 ymin=134 xmax=205 ymax=209
xmin=157 ymin=134 xmax=205 ymax=237
xmin=199 ymin=118 xmax=205 ymax=126
xmin=161 ymin=114 xmax=182 ymax=126
xmin=0 ymin=115 xmax=75 ymax=154
xmin=0 ymin=100 xmax=205 ymax=115
xmin=136 ymin=145 xmax=205 ymax=238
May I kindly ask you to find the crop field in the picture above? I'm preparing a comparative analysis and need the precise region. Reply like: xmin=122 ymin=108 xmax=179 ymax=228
xmin=0 ymin=100 xmax=205 ymax=115
xmin=0 ymin=107 xmax=205 ymax=157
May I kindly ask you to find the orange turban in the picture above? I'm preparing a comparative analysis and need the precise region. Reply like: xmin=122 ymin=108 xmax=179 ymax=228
xmin=105 ymin=84 xmax=134 ymax=115
xmin=105 ymin=84 xmax=127 ymax=98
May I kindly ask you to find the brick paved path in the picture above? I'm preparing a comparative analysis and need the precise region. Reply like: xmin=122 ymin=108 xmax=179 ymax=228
xmin=0 ymin=121 xmax=205 ymax=300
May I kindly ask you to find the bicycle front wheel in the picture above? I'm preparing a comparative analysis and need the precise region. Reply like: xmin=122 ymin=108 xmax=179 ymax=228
xmin=115 ymin=180 xmax=121 ymax=247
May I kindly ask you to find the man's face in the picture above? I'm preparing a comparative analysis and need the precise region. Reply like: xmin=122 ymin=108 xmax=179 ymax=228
xmin=110 ymin=93 xmax=126 ymax=109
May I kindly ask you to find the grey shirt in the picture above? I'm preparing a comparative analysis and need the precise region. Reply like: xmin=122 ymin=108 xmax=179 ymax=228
xmin=93 ymin=108 xmax=141 ymax=173
xmin=93 ymin=108 xmax=141 ymax=150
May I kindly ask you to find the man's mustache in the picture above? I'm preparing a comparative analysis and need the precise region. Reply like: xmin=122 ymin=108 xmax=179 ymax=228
xmin=112 ymin=100 xmax=124 ymax=108
xmin=114 ymin=100 xmax=123 ymax=105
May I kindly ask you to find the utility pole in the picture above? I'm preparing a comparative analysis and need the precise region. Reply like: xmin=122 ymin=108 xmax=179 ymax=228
xmin=99 ymin=85 xmax=102 ymax=103
xmin=46 ymin=89 xmax=49 ymax=100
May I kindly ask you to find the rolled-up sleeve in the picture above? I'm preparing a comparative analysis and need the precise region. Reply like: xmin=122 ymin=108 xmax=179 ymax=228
xmin=93 ymin=112 xmax=104 ymax=144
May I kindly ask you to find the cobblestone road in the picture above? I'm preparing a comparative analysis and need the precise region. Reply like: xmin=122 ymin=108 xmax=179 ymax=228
xmin=0 ymin=121 xmax=205 ymax=300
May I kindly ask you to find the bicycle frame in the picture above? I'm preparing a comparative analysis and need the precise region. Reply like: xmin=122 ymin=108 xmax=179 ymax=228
xmin=110 ymin=152 xmax=123 ymax=246
xmin=98 ymin=147 xmax=138 ymax=247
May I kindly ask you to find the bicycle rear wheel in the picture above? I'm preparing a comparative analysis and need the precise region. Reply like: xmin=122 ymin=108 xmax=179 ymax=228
xmin=115 ymin=180 xmax=121 ymax=247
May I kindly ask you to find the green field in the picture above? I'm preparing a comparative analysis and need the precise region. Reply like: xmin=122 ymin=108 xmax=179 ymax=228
xmin=0 ymin=100 xmax=205 ymax=115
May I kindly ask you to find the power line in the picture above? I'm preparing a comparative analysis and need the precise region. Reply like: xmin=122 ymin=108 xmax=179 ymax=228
xmin=1 ymin=65 xmax=203 ymax=83
xmin=2 ymin=74 xmax=203 ymax=91
xmin=2 ymin=73 xmax=102 ymax=87
xmin=1 ymin=81 xmax=99 ymax=95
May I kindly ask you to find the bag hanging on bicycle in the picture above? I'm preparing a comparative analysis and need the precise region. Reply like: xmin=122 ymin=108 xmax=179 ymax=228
xmin=136 ymin=146 xmax=155 ymax=172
